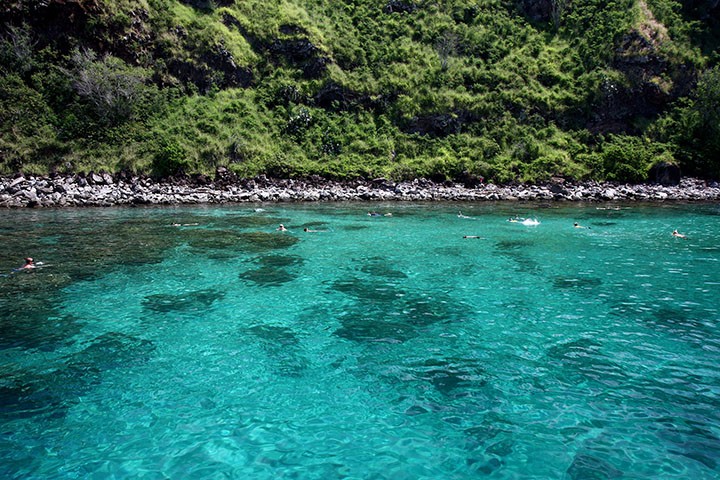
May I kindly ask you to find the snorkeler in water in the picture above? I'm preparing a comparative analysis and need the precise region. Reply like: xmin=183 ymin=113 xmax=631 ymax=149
xmin=19 ymin=257 xmax=35 ymax=269
xmin=672 ymin=229 xmax=687 ymax=239
xmin=9 ymin=257 xmax=44 ymax=274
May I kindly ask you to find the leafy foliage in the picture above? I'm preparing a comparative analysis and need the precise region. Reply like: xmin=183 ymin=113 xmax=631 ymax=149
xmin=62 ymin=49 xmax=153 ymax=126
xmin=652 ymin=66 xmax=720 ymax=178
xmin=0 ymin=0 xmax=718 ymax=181
xmin=600 ymin=135 xmax=671 ymax=183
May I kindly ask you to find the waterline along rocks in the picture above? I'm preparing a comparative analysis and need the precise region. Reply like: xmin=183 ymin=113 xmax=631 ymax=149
xmin=1 ymin=172 xmax=719 ymax=208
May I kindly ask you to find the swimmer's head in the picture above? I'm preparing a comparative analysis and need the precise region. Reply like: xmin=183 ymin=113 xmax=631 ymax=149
xmin=25 ymin=257 xmax=33 ymax=263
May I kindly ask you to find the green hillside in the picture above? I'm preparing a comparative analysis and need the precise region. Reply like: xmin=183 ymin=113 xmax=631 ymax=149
xmin=1 ymin=0 xmax=719 ymax=182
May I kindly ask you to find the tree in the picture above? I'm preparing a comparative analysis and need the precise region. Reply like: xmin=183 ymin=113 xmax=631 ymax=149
xmin=551 ymin=0 xmax=568 ymax=29
xmin=0 ymin=24 xmax=36 ymax=75
xmin=690 ymin=66 xmax=720 ymax=177
xmin=694 ymin=66 xmax=720 ymax=126
xmin=63 ymin=48 xmax=150 ymax=126
xmin=435 ymin=31 xmax=458 ymax=71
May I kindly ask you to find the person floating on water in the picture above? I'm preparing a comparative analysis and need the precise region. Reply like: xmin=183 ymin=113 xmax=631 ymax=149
xmin=277 ymin=224 xmax=287 ymax=231
xmin=11 ymin=257 xmax=39 ymax=273
xmin=672 ymin=229 xmax=687 ymax=239
xmin=19 ymin=257 xmax=35 ymax=269
xmin=368 ymin=212 xmax=392 ymax=217
xmin=463 ymin=235 xmax=483 ymax=239
xmin=574 ymin=222 xmax=588 ymax=229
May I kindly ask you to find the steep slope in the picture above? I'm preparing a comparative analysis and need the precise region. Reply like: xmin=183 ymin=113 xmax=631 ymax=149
xmin=1 ymin=0 xmax=718 ymax=181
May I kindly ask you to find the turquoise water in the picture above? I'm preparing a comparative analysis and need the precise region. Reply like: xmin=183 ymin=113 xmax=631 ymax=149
xmin=1 ymin=202 xmax=720 ymax=479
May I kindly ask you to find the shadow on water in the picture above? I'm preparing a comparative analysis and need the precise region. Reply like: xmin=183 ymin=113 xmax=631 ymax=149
xmin=402 ymin=357 xmax=489 ymax=398
xmin=339 ymin=224 xmax=369 ymax=231
xmin=0 ymin=274 xmax=83 ymax=352
xmin=0 ymin=332 xmax=155 ymax=421
xmin=494 ymin=239 xmax=541 ymax=274
xmin=357 ymin=257 xmax=408 ymax=279
xmin=566 ymin=414 xmax=720 ymax=478
xmin=330 ymin=250 xmax=470 ymax=342
xmin=495 ymin=239 xmax=534 ymax=251
xmin=236 ymin=231 xmax=300 ymax=253
xmin=566 ymin=452 xmax=623 ymax=480
xmin=185 ymin=229 xmax=242 ymax=251
xmin=645 ymin=306 xmax=714 ymax=342
xmin=333 ymin=311 xmax=417 ymax=343
xmin=142 ymin=288 xmax=225 ymax=313
xmin=254 ymin=254 xmax=304 ymax=268
xmin=67 ymin=331 xmax=156 ymax=371
xmin=544 ymin=338 xmax=627 ymax=388
xmin=610 ymin=301 xmax=717 ymax=348
xmin=239 ymin=266 xmax=297 ymax=287
xmin=331 ymin=277 xmax=460 ymax=343
xmin=59 ymin=218 xmax=178 ymax=279
xmin=656 ymin=415 xmax=720 ymax=470
xmin=463 ymin=412 xmax=516 ymax=475
xmin=179 ymin=219 xmax=296 ymax=258
xmin=183 ymin=228 xmax=274 ymax=260
xmin=332 ymin=276 xmax=405 ymax=303
xmin=246 ymin=324 xmax=309 ymax=377
xmin=0 ymin=307 xmax=82 ymax=353
xmin=239 ymin=254 xmax=304 ymax=287
xmin=552 ymin=276 xmax=603 ymax=293
xmin=0 ymin=214 xmax=189 ymax=352
xmin=1 ymin=216 xmax=179 ymax=283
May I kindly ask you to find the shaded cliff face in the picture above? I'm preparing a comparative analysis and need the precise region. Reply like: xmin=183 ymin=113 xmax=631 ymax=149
xmin=515 ymin=0 xmax=554 ymax=23
xmin=590 ymin=29 xmax=696 ymax=135
xmin=683 ymin=0 xmax=720 ymax=19
xmin=588 ymin=1 xmax=698 ymax=135
xmin=514 ymin=0 xmax=704 ymax=137
xmin=2 ymin=0 xmax=255 ymax=93
xmin=1 ymin=0 xmax=103 ymax=52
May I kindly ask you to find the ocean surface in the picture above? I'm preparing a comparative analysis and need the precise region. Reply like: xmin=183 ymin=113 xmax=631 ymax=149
xmin=1 ymin=202 xmax=719 ymax=479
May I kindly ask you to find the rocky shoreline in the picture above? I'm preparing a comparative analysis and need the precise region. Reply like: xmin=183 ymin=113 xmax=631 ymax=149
xmin=2 ymin=171 xmax=720 ymax=208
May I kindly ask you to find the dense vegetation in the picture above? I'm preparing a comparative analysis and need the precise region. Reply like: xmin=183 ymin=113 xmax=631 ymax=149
xmin=1 ymin=0 xmax=719 ymax=183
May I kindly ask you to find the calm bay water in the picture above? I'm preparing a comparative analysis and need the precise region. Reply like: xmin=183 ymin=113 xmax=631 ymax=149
xmin=1 ymin=202 xmax=719 ymax=479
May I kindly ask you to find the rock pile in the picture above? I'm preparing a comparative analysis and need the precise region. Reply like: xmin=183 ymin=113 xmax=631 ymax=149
xmin=1 ymin=172 xmax=719 ymax=208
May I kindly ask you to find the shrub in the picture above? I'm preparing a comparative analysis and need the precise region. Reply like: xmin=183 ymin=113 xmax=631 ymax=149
xmin=600 ymin=135 xmax=668 ymax=183
xmin=652 ymin=66 xmax=720 ymax=179
xmin=0 ymin=73 xmax=59 ymax=172
xmin=284 ymin=106 xmax=313 ymax=138
xmin=0 ymin=24 xmax=36 ymax=75
xmin=152 ymin=138 xmax=188 ymax=177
